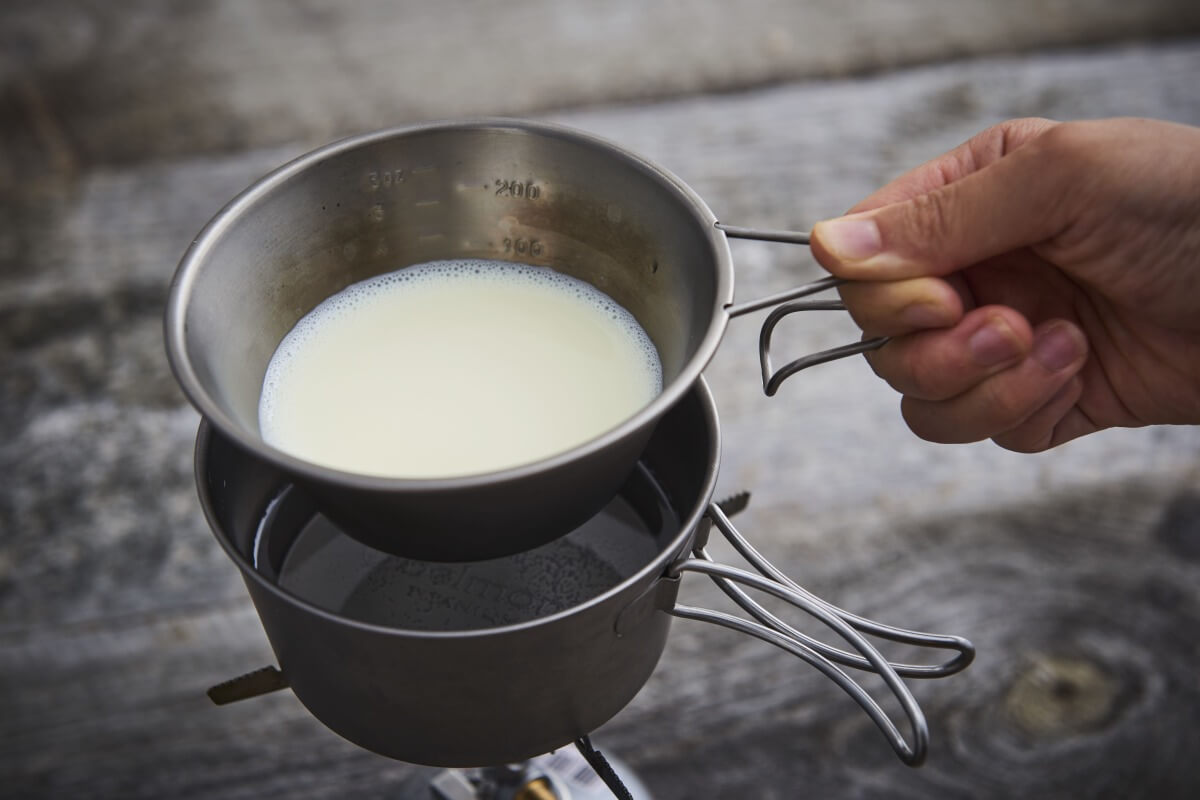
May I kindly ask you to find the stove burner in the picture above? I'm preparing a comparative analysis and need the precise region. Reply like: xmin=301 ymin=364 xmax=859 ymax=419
xmin=411 ymin=741 xmax=651 ymax=800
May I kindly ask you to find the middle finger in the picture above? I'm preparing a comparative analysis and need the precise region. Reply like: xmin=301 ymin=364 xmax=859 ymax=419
xmin=839 ymin=275 xmax=968 ymax=338
xmin=866 ymin=305 xmax=1033 ymax=401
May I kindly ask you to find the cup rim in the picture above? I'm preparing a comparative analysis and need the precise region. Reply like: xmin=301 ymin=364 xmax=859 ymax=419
xmin=164 ymin=117 xmax=735 ymax=493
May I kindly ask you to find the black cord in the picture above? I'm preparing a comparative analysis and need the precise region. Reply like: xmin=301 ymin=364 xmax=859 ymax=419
xmin=573 ymin=735 xmax=635 ymax=800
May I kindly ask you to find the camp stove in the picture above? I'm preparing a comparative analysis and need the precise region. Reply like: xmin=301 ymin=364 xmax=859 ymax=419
xmin=178 ymin=120 xmax=977 ymax=800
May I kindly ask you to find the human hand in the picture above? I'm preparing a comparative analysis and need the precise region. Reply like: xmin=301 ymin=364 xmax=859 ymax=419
xmin=809 ymin=117 xmax=1200 ymax=452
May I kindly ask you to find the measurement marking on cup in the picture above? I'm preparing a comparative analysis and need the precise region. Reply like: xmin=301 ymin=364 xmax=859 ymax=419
xmin=366 ymin=169 xmax=405 ymax=190
xmin=411 ymin=164 xmax=438 ymax=175
xmin=495 ymin=179 xmax=540 ymax=199
xmin=414 ymin=199 xmax=441 ymax=207
xmin=503 ymin=237 xmax=543 ymax=256
xmin=418 ymin=232 xmax=446 ymax=242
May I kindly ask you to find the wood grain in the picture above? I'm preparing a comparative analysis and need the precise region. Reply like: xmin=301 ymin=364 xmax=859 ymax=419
xmin=614 ymin=478 xmax=1200 ymax=799
xmin=4 ymin=8 xmax=1200 ymax=797
xmin=4 ymin=477 xmax=1199 ymax=798
xmin=3 ymin=0 xmax=1200 ymax=176
xmin=6 ymin=42 xmax=1200 ymax=633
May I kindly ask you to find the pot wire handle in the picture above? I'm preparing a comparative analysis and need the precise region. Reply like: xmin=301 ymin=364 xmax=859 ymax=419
xmin=717 ymin=222 xmax=889 ymax=396
xmin=668 ymin=557 xmax=929 ymax=766
xmin=666 ymin=503 xmax=975 ymax=766
xmin=704 ymin=503 xmax=974 ymax=678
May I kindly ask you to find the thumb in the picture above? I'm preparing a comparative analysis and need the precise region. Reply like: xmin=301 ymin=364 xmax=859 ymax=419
xmin=811 ymin=137 xmax=1069 ymax=281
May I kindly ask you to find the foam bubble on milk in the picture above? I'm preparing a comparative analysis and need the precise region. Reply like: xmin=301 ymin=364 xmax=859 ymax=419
xmin=259 ymin=259 xmax=663 ymax=478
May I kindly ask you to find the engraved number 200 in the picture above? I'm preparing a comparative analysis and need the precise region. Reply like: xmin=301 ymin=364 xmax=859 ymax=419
xmin=495 ymin=179 xmax=540 ymax=199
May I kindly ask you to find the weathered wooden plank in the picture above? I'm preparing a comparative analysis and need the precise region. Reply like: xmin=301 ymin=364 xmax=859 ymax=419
xmin=0 ymin=602 xmax=424 ymax=799
xmin=5 ymin=37 xmax=1200 ymax=799
xmin=615 ymin=479 xmax=1200 ymax=798
xmin=5 ymin=43 xmax=1200 ymax=635
xmin=3 ymin=477 xmax=1200 ymax=798
xmin=2 ymin=0 xmax=1200 ymax=177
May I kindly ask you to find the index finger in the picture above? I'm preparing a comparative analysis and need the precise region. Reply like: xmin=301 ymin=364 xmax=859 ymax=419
xmin=848 ymin=117 xmax=1060 ymax=214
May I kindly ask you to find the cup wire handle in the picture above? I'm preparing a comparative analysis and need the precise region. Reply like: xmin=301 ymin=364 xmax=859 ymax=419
xmin=666 ymin=502 xmax=976 ymax=767
xmin=717 ymin=222 xmax=889 ymax=396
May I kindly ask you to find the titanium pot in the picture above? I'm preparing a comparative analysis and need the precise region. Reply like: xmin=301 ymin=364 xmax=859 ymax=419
xmin=198 ymin=379 xmax=973 ymax=768
xmin=166 ymin=118 xmax=883 ymax=561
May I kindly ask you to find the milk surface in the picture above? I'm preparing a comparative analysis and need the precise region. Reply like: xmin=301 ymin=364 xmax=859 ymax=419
xmin=259 ymin=259 xmax=662 ymax=478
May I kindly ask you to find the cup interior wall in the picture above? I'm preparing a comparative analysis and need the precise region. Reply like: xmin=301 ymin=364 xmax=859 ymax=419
xmin=181 ymin=124 xmax=725 ymax=441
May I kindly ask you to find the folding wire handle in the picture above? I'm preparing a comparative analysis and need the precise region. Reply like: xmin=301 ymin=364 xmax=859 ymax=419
xmin=717 ymin=222 xmax=889 ymax=396
xmin=667 ymin=502 xmax=975 ymax=767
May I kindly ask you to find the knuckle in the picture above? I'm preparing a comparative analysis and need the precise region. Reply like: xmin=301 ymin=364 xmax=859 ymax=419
xmin=903 ymin=190 xmax=955 ymax=249
xmin=1034 ymin=120 xmax=1089 ymax=155
xmin=1026 ymin=121 xmax=1101 ymax=187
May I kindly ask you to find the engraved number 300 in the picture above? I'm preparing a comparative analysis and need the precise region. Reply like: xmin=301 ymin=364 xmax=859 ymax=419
xmin=503 ymin=238 xmax=543 ymax=256
xmin=367 ymin=170 xmax=405 ymax=189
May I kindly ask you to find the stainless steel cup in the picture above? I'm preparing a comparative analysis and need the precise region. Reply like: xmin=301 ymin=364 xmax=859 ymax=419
xmin=166 ymin=118 xmax=878 ymax=561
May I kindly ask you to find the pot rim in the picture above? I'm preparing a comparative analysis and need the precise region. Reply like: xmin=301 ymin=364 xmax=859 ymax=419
xmin=166 ymin=117 xmax=735 ymax=495
xmin=194 ymin=377 xmax=722 ymax=640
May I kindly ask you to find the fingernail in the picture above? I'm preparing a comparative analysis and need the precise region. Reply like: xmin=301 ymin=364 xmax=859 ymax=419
xmin=1033 ymin=323 xmax=1085 ymax=372
xmin=969 ymin=318 xmax=1021 ymax=366
xmin=816 ymin=217 xmax=882 ymax=261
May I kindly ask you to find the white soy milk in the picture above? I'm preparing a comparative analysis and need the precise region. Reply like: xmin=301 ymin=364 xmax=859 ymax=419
xmin=259 ymin=259 xmax=662 ymax=478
